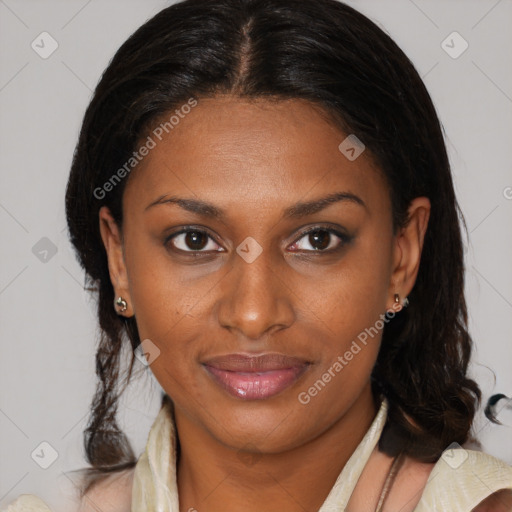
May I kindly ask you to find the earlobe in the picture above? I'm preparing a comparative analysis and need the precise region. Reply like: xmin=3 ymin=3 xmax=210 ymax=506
xmin=98 ymin=206 xmax=134 ymax=317
xmin=388 ymin=197 xmax=431 ymax=309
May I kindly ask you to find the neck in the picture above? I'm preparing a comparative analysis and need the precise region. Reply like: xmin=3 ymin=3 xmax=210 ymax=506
xmin=175 ymin=383 xmax=378 ymax=512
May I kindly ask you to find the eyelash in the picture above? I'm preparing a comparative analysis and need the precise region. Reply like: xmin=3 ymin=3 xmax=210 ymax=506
xmin=164 ymin=225 xmax=352 ymax=255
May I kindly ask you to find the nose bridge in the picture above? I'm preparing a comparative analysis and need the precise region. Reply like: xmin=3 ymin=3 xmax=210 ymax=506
xmin=216 ymin=241 xmax=295 ymax=339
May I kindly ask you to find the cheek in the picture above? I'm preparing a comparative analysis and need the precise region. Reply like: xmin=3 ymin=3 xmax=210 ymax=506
xmin=300 ymin=234 xmax=393 ymax=342
xmin=123 ymin=226 xmax=212 ymax=329
xmin=295 ymin=273 xmax=389 ymax=417
xmin=122 ymin=236 xmax=206 ymax=384
xmin=128 ymin=271 xmax=207 ymax=404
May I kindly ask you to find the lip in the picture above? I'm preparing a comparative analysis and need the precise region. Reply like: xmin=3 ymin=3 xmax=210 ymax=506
xmin=202 ymin=353 xmax=310 ymax=400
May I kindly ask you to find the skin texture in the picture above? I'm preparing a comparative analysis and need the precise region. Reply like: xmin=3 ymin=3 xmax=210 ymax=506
xmin=99 ymin=96 xmax=432 ymax=511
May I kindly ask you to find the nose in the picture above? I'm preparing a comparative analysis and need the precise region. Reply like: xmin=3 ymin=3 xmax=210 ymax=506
xmin=215 ymin=246 xmax=296 ymax=341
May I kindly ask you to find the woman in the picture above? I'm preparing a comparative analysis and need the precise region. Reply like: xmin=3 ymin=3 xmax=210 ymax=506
xmin=6 ymin=0 xmax=512 ymax=510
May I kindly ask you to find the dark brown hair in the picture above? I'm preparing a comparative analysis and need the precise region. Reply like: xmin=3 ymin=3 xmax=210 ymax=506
xmin=65 ymin=0 xmax=482 ymax=495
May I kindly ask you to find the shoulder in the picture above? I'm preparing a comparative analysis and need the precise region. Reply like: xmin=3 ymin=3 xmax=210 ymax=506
xmin=2 ymin=470 xmax=135 ymax=512
xmin=3 ymin=494 xmax=53 ymax=511
xmin=428 ymin=448 xmax=512 ymax=488
xmin=414 ymin=448 xmax=512 ymax=512
xmin=78 ymin=469 xmax=134 ymax=512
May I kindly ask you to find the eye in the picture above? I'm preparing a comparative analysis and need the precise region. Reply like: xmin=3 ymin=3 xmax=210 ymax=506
xmin=165 ymin=225 xmax=351 ymax=255
xmin=165 ymin=228 xmax=223 ymax=253
xmin=288 ymin=226 xmax=351 ymax=253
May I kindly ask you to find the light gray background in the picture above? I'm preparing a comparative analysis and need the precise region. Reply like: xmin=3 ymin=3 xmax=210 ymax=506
xmin=1 ymin=0 xmax=511 ymax=510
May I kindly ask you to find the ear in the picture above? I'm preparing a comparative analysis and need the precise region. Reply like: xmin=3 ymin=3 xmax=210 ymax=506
xmin=98 ymin=206 xmax=134 ymax=317
xmin=387 ymin=197 xmax=431 ymax=311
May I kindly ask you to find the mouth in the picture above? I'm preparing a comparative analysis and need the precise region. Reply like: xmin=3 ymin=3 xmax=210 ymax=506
xmin=202 ymin=353 xmax=311 ymax=400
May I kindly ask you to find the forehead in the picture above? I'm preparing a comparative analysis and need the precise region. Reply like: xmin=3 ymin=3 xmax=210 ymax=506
xmin=125 ymin=96 xmax=388 ymax=218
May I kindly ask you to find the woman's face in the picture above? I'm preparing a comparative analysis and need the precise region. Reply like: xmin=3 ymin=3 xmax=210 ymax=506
xmin=100 ymin=96 xmax=429 ymax=453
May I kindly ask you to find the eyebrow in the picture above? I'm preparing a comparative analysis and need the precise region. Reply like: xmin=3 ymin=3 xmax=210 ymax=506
xmin=144 ymin=191 xmax=366 ymax=219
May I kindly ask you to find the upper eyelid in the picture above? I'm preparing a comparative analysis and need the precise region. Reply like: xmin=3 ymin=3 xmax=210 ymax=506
xmin=294 ymin=225 xmax=347 ymax=238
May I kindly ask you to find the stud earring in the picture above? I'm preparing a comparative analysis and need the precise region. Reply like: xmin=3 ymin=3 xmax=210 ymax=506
xmin=114 ymin=296 xmax=128 ymax=313
xmin=394 ymin=293 xmax=409 ymax=309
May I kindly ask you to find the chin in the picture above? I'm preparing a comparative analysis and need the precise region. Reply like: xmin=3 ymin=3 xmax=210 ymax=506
xmin=202 ymin=398 xmax=313 ymax=452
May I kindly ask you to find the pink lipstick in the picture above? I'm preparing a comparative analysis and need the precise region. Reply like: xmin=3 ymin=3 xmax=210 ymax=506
xmin=202 ymin=353 xmax=310 ymax=400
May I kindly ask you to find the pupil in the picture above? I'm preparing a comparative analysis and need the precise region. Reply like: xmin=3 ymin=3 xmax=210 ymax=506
xmin=186 ymin=231 xmax=207 ymax=250
xmin=310 ymin=230 xmax=330 ymax=250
